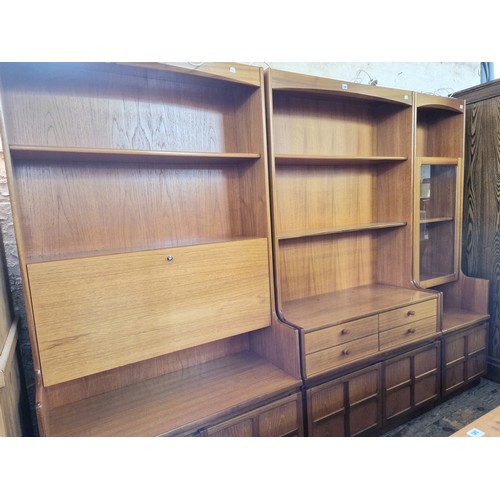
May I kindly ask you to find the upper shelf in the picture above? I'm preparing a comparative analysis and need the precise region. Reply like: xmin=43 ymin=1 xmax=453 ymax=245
xmin=274 ymin=154 xmax=408 ymax=166
xmin=9 ymin=146 xmax=261 ymax=165
xmin=279 ymin=222 xmax=407 ymax=241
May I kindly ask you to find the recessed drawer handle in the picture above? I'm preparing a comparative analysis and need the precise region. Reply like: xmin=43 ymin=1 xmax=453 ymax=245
xmin=407 ymin=310 xmax=416 ymax=316
xmin=407 ymin=328 xmax=416 ymax=334
xmin=341 ymin=329 xmax=350 ymax=336
xmin=341 ymin=349 xmax=350 ymax=355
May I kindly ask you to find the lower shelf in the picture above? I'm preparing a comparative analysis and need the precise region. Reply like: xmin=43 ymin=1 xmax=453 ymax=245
xmin=44 ymin=351 xmax=300 ymax=437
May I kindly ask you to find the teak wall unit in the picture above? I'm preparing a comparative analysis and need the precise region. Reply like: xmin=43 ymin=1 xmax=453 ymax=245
xmin=0 ymin=62 xmax=491 ymax=437
xmin=0 ymin=62 xmax=303 ymax=437
xmin=264 ymin=69 xmax=446 ymax=435
xmin=413 ymin=93 xmax=490 ymax=398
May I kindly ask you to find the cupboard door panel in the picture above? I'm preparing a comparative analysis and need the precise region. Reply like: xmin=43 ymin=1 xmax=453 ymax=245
xmin=307 ymin=364 xmax=382 ymax=437
xmin=311 ymin=411 xmax=345 ymax=437
xmin=28 ymin=238 xmax=271 ymax=385
xmin=258 ymin=399 xmax=300 ymax=437
xmin=386 ymin=387 xmax=411 ymax=419
xmin=204 ymin=394 xmax=303 ymax=437
xmin=350 ymin=399 xmax=379 ymax=435
xmin=207 ymin=419 xmax=254 ymax=437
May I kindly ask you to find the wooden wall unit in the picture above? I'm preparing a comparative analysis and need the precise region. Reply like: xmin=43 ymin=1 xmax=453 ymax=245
xmin=0 ymin=62 xmax=302 ymax=436
xmin=413 ymin=92 xmax=490 ymax=393
xmin=264 ymin=69 xmax=449 ymax=436
xmin=452 ymin=81 xmax=500 ymax=382
xmin=0 ymin=63 xmax=491 ymax=437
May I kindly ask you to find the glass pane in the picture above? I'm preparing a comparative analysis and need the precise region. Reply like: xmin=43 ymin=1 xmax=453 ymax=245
xmin=419 ymin=163 xmax=457 ymax=282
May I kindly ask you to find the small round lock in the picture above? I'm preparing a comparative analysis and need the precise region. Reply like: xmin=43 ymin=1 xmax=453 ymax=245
xmin=166 ymin=255 xmax=174 ymax=262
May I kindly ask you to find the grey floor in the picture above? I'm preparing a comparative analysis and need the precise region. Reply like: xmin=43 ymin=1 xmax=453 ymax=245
xmin=382 ymin=377 xmax=500 ymax=437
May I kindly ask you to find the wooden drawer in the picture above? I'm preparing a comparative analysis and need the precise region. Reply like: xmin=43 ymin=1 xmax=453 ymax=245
xmin=379 ymin=299 xmax=437 ymax=331
xmin=305 ymin=334 xmax=379 ymax=377
xmin=379 ymin=316 xmax=436 ymax=350
xmin=304 ymin=316 xmax=378 ymax=354
xmin=28 ymin=238 xmax=272 ymax=386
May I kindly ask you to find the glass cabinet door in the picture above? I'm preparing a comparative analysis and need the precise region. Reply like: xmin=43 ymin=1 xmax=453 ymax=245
xmin=416 ymin=158 xmax=461 ymax=287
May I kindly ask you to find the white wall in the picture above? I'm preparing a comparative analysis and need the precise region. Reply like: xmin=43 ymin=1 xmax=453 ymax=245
xmin=247 ymin=62 xmax=481 ymax=95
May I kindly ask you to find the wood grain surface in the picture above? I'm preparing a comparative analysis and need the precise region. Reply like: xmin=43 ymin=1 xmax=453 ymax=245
xmin=461 ymin=89 xmax=500 ymax=368
xmin=28 ymin=238 xmax=272 ymax=386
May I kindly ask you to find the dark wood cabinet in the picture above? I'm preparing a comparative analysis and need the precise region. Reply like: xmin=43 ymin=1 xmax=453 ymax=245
xmin=383 ymin=342 xmax=441 ymax=425
xmin=306 ymin=364 xmax=382 ymax=437
xmin=453 ymin=81 xmax=500 ymax=382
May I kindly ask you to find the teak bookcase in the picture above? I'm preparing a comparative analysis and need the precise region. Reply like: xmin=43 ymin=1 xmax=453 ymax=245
xmin=0 ymin=62 xmax=302 ymax=436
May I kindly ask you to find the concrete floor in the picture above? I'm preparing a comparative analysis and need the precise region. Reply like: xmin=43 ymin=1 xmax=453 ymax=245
xmin=383 ymin=377 xmax=500 ymax=437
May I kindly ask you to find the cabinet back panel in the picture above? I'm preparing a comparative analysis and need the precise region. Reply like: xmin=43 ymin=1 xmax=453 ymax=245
xmin=2 ymin=63 xmax=259 ymax=153
xmin=275 ymin=165 xmax=376 ymax=233
xmin=14 ymin=161 xmax=253 ymax=261
xmin=272 ymin=92 xmax=407 ymax=156
xmin=279 ymin=233 xmax=376 ymax=301
xmin=28 ymin=238 xmax=272 ymax=386
xmin=416 ymin=109 xmax=464 ymax=158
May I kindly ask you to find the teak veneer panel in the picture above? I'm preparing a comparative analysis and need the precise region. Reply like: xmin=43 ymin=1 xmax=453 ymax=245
xmin=0 ymin=63 xmax=262 ymax=154
xmin=28 ymin=238 xmax=271 ymax=386
xmin=46 ymin=351 xmax=298 ymax=437
xmin=14 ymin=161 xmax=258 ymax=261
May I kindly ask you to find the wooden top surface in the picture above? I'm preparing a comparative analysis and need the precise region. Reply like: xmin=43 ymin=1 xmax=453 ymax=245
xmin=266 ymin=68 xmax=413 ymax=105
xmin=281 ymin=284 xmax=436 ymax=332
xmin=441 ymin=307 xmax=490 ymax=334
xmin=451 ymin=406 xmax=500 ymax=437
xmin=452 ymin=79 xmax=500 ymax=103
xmin=46 ymin=351 xmax=299 ymax=437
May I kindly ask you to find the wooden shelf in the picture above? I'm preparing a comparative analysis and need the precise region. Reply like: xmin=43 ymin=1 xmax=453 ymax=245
xmin=274 ymin=154 xmax=407 ymax=166
xmin=278 ymin=222 xmax=407 ymax=240
xmin=441 ymin=307 xmax=490 ymax=334
xmin=10 ymin=145 xmax=261 ymax=165
xmin=281 ymin=284 xmax=435 ymax=333
xmin=46 ymin=351 xmax=299 ymax=437
xmin=420 ymin=217 xmax=454 ymax=224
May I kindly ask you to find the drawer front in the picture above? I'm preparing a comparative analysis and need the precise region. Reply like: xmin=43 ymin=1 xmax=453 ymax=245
xmin=304 ymin=316 xmax=378 ymax=354
xmin=379 ymin=299 xmax=437 ymax=331
xmin=305 ymin=334 xmax=379 ymax=377
xmin=28 ymin=238 xmax=271 ymax=386
xmin=379 ymin=317 xmax=437 ymax=350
